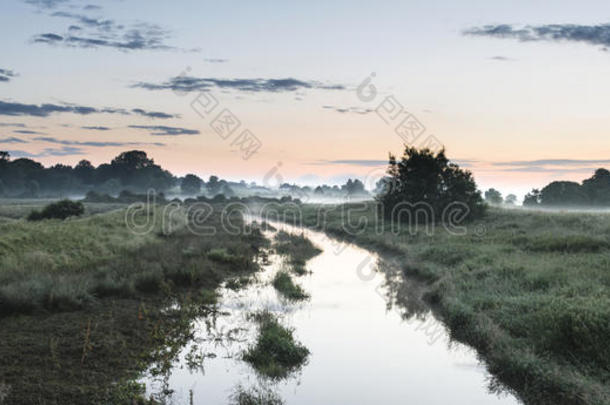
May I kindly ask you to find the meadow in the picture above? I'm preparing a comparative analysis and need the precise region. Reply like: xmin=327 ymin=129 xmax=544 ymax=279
xmin=262 ymin=203 xmax=610 ymax=405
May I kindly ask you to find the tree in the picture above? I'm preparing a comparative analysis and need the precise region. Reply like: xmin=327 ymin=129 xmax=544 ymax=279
xmin=181 ymin=174 xmax=203 ymax=194
xmin=582 ymin=168 xmax=610 ymax=206
xmin=207 ymin=175 xmax=221 ymax=195
xmin=505 ymin=194 xmax=517 ymax=205
xmin=484 ymin=188 xmax=503 ymax=205
xmin=378 ymin=146 xmax=485 ymax=223
xmin=523 ymin=189 xmax=541 ymax=206
xmin=540 ymin=181 xmax=588 ymax=206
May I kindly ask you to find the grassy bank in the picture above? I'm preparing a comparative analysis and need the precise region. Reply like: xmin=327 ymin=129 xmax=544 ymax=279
xmin=262 ymin=203 xmax=610 ymax=405
xmin=0 ymin=202 xmax=268 ymax=404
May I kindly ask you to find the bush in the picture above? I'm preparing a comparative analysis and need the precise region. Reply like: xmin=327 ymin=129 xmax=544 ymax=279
xmin=27 ymin=200 xmax=85 ymax=221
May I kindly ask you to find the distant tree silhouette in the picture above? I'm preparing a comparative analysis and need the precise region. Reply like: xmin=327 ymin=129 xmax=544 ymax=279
xmin=505 ymin=194 xmax=517 ymax=205
xmin=484 ymin=188 xmax=503 ymax=205
xmin=582 ymin=168 xmax=610 ymax=206
xmin=540 ymin=181 xmax=588 ymax=206
xmin=523 ymin=189 xmax=541 ymax=206
xmin=377 ymin=146 xmax=485 ymax=223
xmin=181 ymin=174 xmax=203 ymax=195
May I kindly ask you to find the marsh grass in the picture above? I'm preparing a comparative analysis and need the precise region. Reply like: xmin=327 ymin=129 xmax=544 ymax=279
xmin=0 ymin=202 xmax=269 ymax=404
xmin=264 ymin=203 xmax=610 ymax=405
xmin=243 ymin=311 xmax=309 ymax=379
xmin=273 ymin=231 xmax=321 ymax=275
xmin=272 ymin=271 xmax=309 ymax=301
xmin=229 ymin=384 xmax=284 ymax=405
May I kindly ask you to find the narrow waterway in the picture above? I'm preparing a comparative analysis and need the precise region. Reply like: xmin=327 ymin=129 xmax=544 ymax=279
xmin=141 ymin=221 xmax=521 ymax=405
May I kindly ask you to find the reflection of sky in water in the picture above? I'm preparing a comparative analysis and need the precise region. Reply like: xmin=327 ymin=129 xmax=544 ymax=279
xmin=140 ymin=222 xmax=522 ymax=405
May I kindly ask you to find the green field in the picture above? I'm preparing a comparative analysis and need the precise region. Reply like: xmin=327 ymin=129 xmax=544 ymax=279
xmin=261 ymin=203 xmax=610 ymax=405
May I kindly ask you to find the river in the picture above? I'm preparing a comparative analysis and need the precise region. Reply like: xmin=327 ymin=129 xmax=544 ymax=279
xmin=140 ymin=220 xmax=522 ymax=405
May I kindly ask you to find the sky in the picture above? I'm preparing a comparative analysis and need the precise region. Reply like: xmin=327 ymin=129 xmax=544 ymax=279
xmin=1 ymin=0 xmax=610 ymax=199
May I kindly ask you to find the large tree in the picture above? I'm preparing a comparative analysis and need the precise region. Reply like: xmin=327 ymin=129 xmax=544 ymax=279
xmin=377 ymin=146 xmax=485 ymax=223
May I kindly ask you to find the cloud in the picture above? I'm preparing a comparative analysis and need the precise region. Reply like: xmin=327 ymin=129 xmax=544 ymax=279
xmin=128 ymin=125 xmax=200 ymax=136
xmin=83 ymin=4 xmax=102 ymax=11
xmin=0 ymin=137 xmax=28 ymax=144
xmin=33 ymin=136 xmax=164 ymax=147
xmin=0 ymin=69 xmax=17 ymax=83
xmin=489 ymin=56 xmax=514 ymax=61
xmin=204 ymin=58 xmax=228 ymax=63
xmin=24 ymin=0 xmax=68 ymax=9
xmin=81 ymin=126 xmax=111 ymax=131
xmin=322 ymin=105 xmax=374 ymax=114
xmin=32 ymin=9 xmax=192 ymax=52
xmin=132 ymin=76 xmax=346 ymax=93
xmin=131 ymin=108 xmax=179 ymax=119
xmin=464 ymin=23 xmax=610 ymax=51
xmin=0 ymin=100 xmax=177 ymax=119
xmin=0 ymin=123 xmax=27 ymax=128
xmin=493 ymin=159 xmax=610 ymax=167
xmin=314 ymin=159 xmax=387 ymax=167
xmin=8 ymin=146 xmax=84 ymax=157
xmin=13 ymin=129 xmax=46 ymax=134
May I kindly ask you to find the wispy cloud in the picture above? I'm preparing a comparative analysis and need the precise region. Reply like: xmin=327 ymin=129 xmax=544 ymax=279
xmin=13 ymin=129 xmax=46 ymax=134
xmin=489 ymin=56 xmax=514 ymax=61
xmin=493 ymin=159 xmax=610 ymax=167
xmin=132 ymin=76 xmax=346 ymax=93
xmin=0 ymin=137 xmax=28 ymax=144
xmin=322 ymin=105 xmax=374 ymax=114
xmin=31 ymin=8 xmax=193 ymax=52
xmin=0 ymin=100 xmax=177 ymax=119
xmin=33 ymin=136 xmax=164 ymax=147
xmin=9 ymin=146 xmax=84 ymax=157
xmin=0 ymin=123 xmax=27 ymax=128
xmin=81 ymin=126 xmax=111 ymax=131
xmin=313 ymin=159 xmax=387 ymax=167
xmin=131 ymin=108 xmax=179 ymax=119
xmin=203 ymin=58 xmax=228 ymax=63
xmin=24 ymin=0 xmax=68 ymax=9
xmin=464 ymin=23 xmax=610 ymax=51
xmin=128 ymin=125 xmax=200 ymax=136
xmin=0 ymin=69 xmax=17 ymax=83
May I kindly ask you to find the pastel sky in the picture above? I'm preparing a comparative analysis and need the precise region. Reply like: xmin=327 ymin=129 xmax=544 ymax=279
xmin=2 ymin=0 xmax=610 ymax=199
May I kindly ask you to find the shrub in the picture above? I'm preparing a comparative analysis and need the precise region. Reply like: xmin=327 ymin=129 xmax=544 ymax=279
xmin=27 ymin=200 xmax=84 ymax=221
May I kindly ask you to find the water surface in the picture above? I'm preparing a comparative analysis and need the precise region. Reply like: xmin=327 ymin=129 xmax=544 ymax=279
xmin=141 ymin=221 xmax=521 ymax=405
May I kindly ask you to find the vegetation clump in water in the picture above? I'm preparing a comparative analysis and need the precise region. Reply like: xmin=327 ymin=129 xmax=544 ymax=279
xmin=272 ymin=271 xmax=308 ymax=301
xmin=229 ymin=384 xmax=284 ymax=405
xmin=273 ymin=231 xmax=321 ymax=275
xmin=243 ymin=311 xmax=309 ymax=379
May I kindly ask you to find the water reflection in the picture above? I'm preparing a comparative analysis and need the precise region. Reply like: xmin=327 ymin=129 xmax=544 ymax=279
xmin=140 ymin=221 xmax=522 ymax=405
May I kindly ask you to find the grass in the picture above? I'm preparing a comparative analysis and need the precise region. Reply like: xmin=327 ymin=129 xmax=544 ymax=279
xmin=273 ymin=230 xmax=321 ymax=275
xmin=230 ymin=384 xmax=284 ymax=405
xmin=242 ymin=311 xmax=309 ymax=379
xmin=0 ymin=201 xmax=269 ymax=404
xmin=263 ymin=202 xmax=610 ymax=405
xmin=272 ymin=271 xmax=309 ymax=301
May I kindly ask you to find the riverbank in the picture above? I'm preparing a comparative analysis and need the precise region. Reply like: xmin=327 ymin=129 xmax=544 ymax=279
xmin=0 ymin=202 xmax=268 ymax=404
xmin=258 ymin=203 xmax=610 ymax=405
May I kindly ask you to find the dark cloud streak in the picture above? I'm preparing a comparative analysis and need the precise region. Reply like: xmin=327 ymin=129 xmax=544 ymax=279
xmin=465 ymin=23 xmax=610 ymax=51
xmin=133 ymin=76 xmax=346 ymax=93
xmin=128 ymin=125 xmax=200 ymax=136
